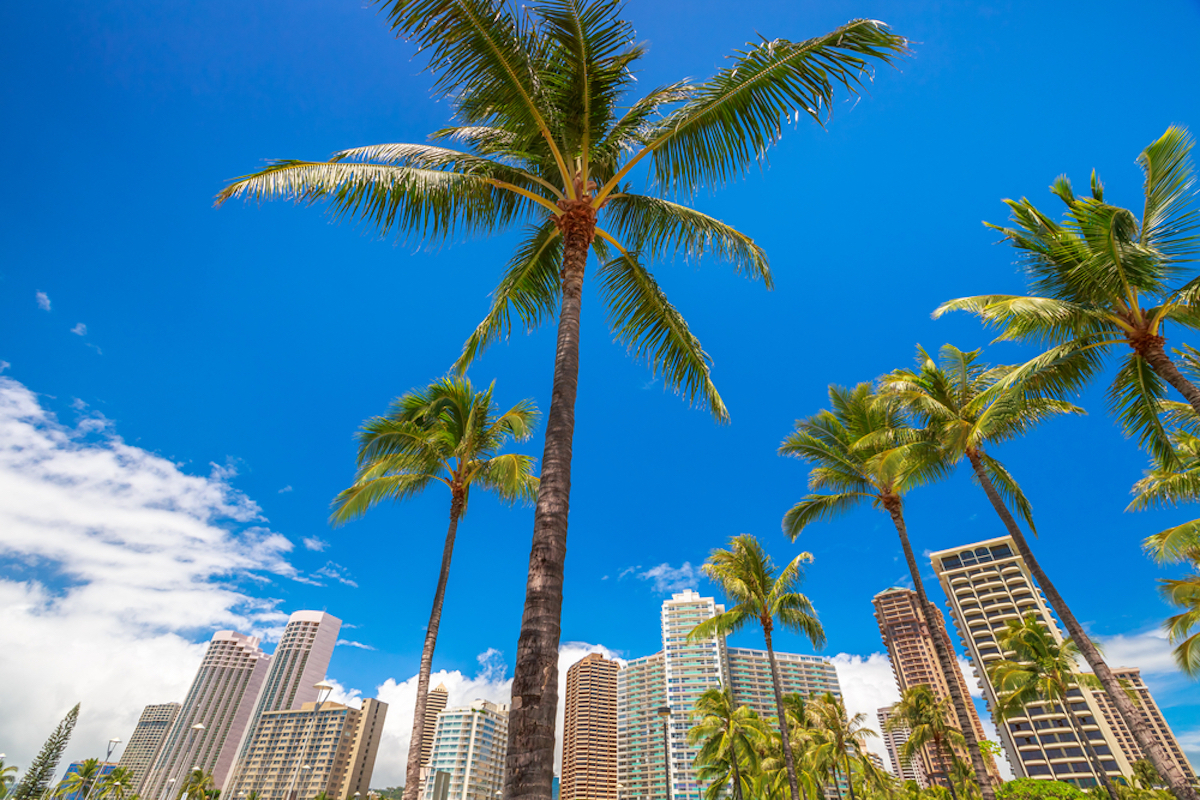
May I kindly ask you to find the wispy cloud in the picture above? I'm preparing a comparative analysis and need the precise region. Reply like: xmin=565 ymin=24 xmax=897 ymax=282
xmin=0 ymin=362 xmax=9 ymax=374
xmin=36 ymin=292 xmax=51 ymax=311
xmin=315 ymin=561 xmax=358 ymax=587
xmin=337 ymin=639 xmax=377 ymax=651
xmin=278 ymin=485 xmax=294 ymax=494
xmin=85 ymin=343 xmax=103 ymax=356
xmin=617 ymin=565 xmax=640 ymax=580
xmin=303 ymin=536 xmax=329 ymax=552
xmin=638 ymin=562 xmax=700 ymax=593
xmin=71 ymin=323 xmax=87 ymax=336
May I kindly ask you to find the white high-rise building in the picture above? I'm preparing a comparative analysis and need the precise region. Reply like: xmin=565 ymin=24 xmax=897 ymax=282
xmin=423 ymin=699 xmax=509 ymax=800
xmin=878 ymin=705 xmax=927 ymax=787
xmin=144 ymin=631 xmax=271 ymax=799
xmin=118 ymin=703 xmax=180 ymax=793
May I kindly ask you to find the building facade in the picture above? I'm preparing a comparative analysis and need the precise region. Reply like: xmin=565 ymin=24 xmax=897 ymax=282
xmin=616 ymin=653 xmax=667 ymax=800
xmin=930 ymin=537 xmax=1130 ymax=787
xmin=877 ymin=705 xmax=927 ymax=788
xmin=1088 ymin=668 xmax=1196 ymax=784
xmin=872 ymin=587 xmax=995 ymax=782
xmin=144 ymin=631 xmax=272 ymax=799
xmin=726 ymin=648 xmax=841 ymax=715
xmin=57 ymin=762 xmax=118 ymax=800
xmin=562 ymin=653 xmax=619 ymax=800
xmin=118 ymin=703 xmax=180 ymax=793
xmin=419 ymin=683 xmax=451 ymax=797
xmin=224 ymin=698 xmax=388 ymax=800
xmin=423 ymin=699 xmax=509 ymax=800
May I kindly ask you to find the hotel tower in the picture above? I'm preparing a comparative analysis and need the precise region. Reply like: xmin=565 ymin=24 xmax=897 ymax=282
xmin=118 ymin=703 xmax=180 ymax=793
xmin=562 ymin=654 xmax=619 ymax=800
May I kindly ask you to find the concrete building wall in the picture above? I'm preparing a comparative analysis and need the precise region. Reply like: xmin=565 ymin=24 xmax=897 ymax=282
xmin=343 ymin=699 xmax=389 ymax=800
xmin=878 ymin=705 xmax=927 ymax=788
xmin=1088 ymin=668 xmax=1196 ymax=783
xmin=423 ymin=700 xmax=509 ymax=800
xmin=562 ymin=653 xmax=618 ymax=800
xmin=118 ymin=703 xmax=180 ymax=793
xmin=617 ymin=653 xmax=667 ymax=800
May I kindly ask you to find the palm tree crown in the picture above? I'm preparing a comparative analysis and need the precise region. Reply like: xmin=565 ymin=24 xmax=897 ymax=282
xmin=884 ymin=685 xmax=965 ymax=794
xmin=689 ymin=688 xmax=768 ymax=800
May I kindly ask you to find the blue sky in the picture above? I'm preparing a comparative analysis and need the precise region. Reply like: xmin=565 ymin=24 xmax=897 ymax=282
xmin=3 ymin=0 xmax=1200 ymax=785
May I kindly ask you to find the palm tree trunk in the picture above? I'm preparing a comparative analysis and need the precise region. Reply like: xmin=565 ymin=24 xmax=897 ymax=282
xmin=764 ymin=628 xmax=803 ymax=800
xmin=729 ymin=744 xmax=744 ymax=800
xmin=504 ymin=202 xmax=595 ymax=800
xmin=1060 ymin=696 xmax=1120 ymax=800
xmin=883 ymin=500 xmax=997 ymax=800
xmin=934 ymin=738 xmax=958 ymax=800
xmin=403 ymin=493 xmax=464 ymax=800
xmin=843 ymin=753 xmax=857 ymax=800
xmin=1139 ymin=336 xmax=1200 ymax=416
xmin=964 ymin=449 xmax=1199 ymax=800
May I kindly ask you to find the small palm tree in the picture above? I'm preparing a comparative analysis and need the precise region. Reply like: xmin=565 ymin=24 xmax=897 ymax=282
xmin=332 ymin=376 xmax=537 ymax=795
xmin=989 ymin=614 xmax=1120 ymax=800
xmin=55 ymin=761 xmax=101 ymax=800
xmin=97 ymin=769 xmax=134 ymax=800
xmin=808 ymin=693 xmax=877 ymax=800
xmin=689 ymin=688 xmax=768 ymax=800
xmin=1 ymin=760 xmax=18 ymax=800
xmin=689 ymin=535 xmax=825 ymax=800
xmin=885 ymin=686 xmax=965 ymax=799
xmin=176 ymin=771 xmax=213 ymax=800
xmin=780 ymin=384 xmax=994 ymax=800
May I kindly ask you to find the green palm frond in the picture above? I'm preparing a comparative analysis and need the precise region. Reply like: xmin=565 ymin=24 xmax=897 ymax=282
xmin=331 ymin=472 xmax=441 ymax=522
xmin=1138 ymin=126 xmax=1199 ymax=260
xmin=975 ymin=452 xmax=1038 ymax=536
xmin=591 ymin=80 xmax=693 ymax=178
xmin=933 ymin=295 xmax=1107 ymax=345
xmin=1143 ymin=520 xmax=1200 ymax=563
xmin=1110 ymin=352 xmax=1178 ymax=469
xmin=782 ymin=492 xmax=874 ymax=539
xmin=472 ymin=452 xmax=540 ymax=503
xmin=593 ymin=239 xmax=728 ymax=421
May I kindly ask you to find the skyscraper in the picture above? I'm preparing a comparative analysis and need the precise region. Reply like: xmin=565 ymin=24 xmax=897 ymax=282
xmin=144 ymin=631 xmax=271 ymax=799
xmin=726 ymin=648 xmax=841 ymax=714
xmin=616 ymin=653 xmax=666 ymax=800
xmin=562 ymin=653 xmax=618 ymax=800
xmin=1087 ymin=668 xmax=1196 ymax=784
xmin=423 ymin=700 xmax=509 ymax=800
xmin=118 ymin=703 xmax=180 ymax=793
xmin=877 ymin=705 xmax=927 ymax=787
xmin=419 ymin=683 xmax=450 ymax=793
xmin=872 ymin=587 xmax=994 ymax=782
xmin=224 ymin=698 xmax=388 ymax=800
xmin=231 ymin=611 xmax=342 ymax=769
xmin=930 ymin=537 xmax=1130 ymax=787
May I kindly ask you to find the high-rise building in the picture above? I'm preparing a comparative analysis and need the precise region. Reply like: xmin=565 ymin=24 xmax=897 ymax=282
xmin=866 ymin=752 xmax=887 ymax=773
xmin=562 ymin=653 xmax=618 ymax=800
xmin=224 ymin=698 xmax=388 ymax=800
xmin=878 ymin=705 xmax=927 ymax=788
xmin=421 ymin=684 xmax=450 ymax=770
xmin=616 ymin=591 xmax=844 ymax=800
xmin=872 ymin=587 xmax=994 ymax=782
xmin=118 ymin=703 xmax=180 ymax=793
xmin=57 ymin=763 xmax=118 ymax=800
xmin=930 ymin=537 xmax=1131 ymax=787
xmin=144 ymin=631 xmax=272 ymax=799
xmin=422 ymin=700 xmax=509 ymax=800
xmin=231 ymin=611 xmax=342 ymax=769
xmin=1088 ymin=668 xmax=1196 ymax=783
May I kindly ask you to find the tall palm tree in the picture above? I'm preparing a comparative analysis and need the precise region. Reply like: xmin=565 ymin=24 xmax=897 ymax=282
xmin=779 ymin=384 xmax=995 ymax=800
xmin=689 ymin=688 xmax=768 ymax=800
xmin=97 ymin=769 xmax=134 ymax=800
xmin=884 ymin=685 xmax=966 ymax=799
xmin=935 ymin=127 xmax=1200 ymax=469
xmin=0 ymin=760 xmax=18 ymax=800
xmin=689 ymin=535 xmax=825 ymax=800
xmin=331 ymin=376 xmax=537 ymax=799
xmin=216 ymin=4 xmax=908 ymax=796
xmin=176 ymin=771 xmax=213 ymax=800
xmin=989 ymin=614 xmax=1120 ymax=800
xmin=808 ymin=693 xmax=877 ymax=800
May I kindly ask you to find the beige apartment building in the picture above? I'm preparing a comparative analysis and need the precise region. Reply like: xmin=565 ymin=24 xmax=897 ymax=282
xmin=118 ymin=703 xmax=180 ymax=793
xmin=562 ymin=654 xmax=619 ymax=800
xmin=878 ymin=705 xmax=927 ymax=787
xmin=1088 ymin=668 xmax=1196 ymax=783
xmin=418 ymin=683 xmax=451 ymax=798
xmin=873 ymin=587 xmax=996 ymax=783
xmin=225 ymin=698 xmax=388 ymax=800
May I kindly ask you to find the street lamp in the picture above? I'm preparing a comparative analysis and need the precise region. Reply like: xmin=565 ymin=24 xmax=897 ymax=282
xmin=656 ymin=706 xmax=672 ymax=800
xmin=82 ymin=738 xmax=122 ymax=800
xmin=290 ymin=681 xmax=335 ymax=800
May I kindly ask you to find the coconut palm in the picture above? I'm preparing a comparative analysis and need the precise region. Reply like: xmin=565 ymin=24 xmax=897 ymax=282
xmin=1 ymin=760 xmax=18 ymax=800
xmin=216 ymin=3 xmax=908 ymax=796
xmin=935 ymin=127 xmax=1200 ymax=469
xmin=689 ymin=688 xmax=769 ymax=800
xmin=990 ymin=614 xmax=1120 ymax=800
xmin=97 ymin=769 xmax=134 ymax=800
xmin=885 ymin=685 xmax=966 ymax=799
xmin=808 ymin=693 xmax=877 ymax=800
xmin=688 ymin=535 xmax=826 ymax=800
xmin=176 ymin=771 xmax=212 ymax=800
xmin=780 ymin=384 xmax=995 ymax=800
xmin=55 ymin=761 xmax=101 ymax=800
xmin=331 ymin=376 xmax=537 ymax=797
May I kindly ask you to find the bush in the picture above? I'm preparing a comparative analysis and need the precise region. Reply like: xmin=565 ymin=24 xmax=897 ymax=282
xmin=996 ymin=779 xmax=1087 ymax=800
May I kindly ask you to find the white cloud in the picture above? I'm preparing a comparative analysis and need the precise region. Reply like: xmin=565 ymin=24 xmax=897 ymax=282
xmin=958 ymin=655 xmax=984 ymax=699
xmin=71 ymin=323 xmax=87 ymax=336
xmin=638 ymin=562 xmax=699 ymax=593
xmin=279 ymin=485 xmax=294 ymax=494
xmin=830 ymin=652 xmax=901 ymax=768
xmin=337 ymin=639 xmax=377 ymax=651
xmin=1096 ymin=626 xmax=1178 ymax=675
xmin=0 ymin=376 xmax=300 ymax=770
xmin=618 ymin=566 xmax=640 ymax=580
xmin=314 ymin=561 xmax=358 ymax=587
xmin=0 ymin=362 xmax=9 ymax=374
xmin=86 ymin=343 xmax=103 ymax=356
xmin=303 ymin=536 xmax=329 ymax=551
xmin=37 ymin=292 xmax=51 ymax=311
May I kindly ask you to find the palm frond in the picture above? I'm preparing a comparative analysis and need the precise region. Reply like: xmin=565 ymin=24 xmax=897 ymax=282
xmin=782 ymin=492 xmax=874 ymax=539
xmin=933 ymin=295 xmax=1109 ymax=345
xmin=1143 ymin=520 xmax=1200 ymax=563
xmin=331 ymin=472 xmax=439 ymax=524
xmin=976 ymin=452 xmax=1038 ymax=536
xmin=1138 ymin=125 xmax=1200 ymax=261
xmin=1110 ymin=352 xmax=1179 ymax=469
xmin=472 ymin=452 xmax=540 ymax=503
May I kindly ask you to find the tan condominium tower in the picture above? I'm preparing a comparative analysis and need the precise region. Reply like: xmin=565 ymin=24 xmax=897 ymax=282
xmin=562 ymin=653 xmax=618 ymax=800
xmin=931 ymin=537 xmax=1131 ymax=788
xmin=1088 ymin=668 xmax=1196 ymax=784
xmin=418 ymin=683 xmax=450 ymax=793
xmin=877 ymin=705 xmax=927 ymax=788
xmin=144 ymin=631 xmax=271 ymax=799
xmin=118 ymin=703 xmax=180 ymax=793
xmin=872 ymin=587 xmax=995 ymax=782
xmin=226 ymin=698 xmax=388 ymax=800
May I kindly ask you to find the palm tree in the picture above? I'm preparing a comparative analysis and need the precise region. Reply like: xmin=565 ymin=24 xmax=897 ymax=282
xmin=884 ymin=685 xmax=966 ymax=799
xmin=808 ymin=693 xmax=877 ymax=800
xmin=780 ymin=384 xmax=995 ymax=800
xmin=1 ymin=760 xmax=18 ymax=800
xmin=331 ymin=376 xmax=537 ymax=798
xmin=989 ymin=614 xmax=1120 ymax=800
xmin=935 ymin=127 xmax=1200 ymax=468
xmin=689 ymin=688 xmax=768 ymax=800
xmin=55 ymin=761 xmax=101 ymax=800
xmin=97 ymin=769 xmax=134 ymax=800
xmin=1144 ymin=532 xmax=1200 ymax=677
xmin=216 ymin=4 xmax=908 ymax=797
xmin=176 ymin=771 xmax=213 ymax=800
xmin=688 ymin=535 xmax=826 ymax=800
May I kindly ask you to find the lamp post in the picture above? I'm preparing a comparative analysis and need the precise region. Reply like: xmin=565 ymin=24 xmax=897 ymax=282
xmin=289 ymin=682 xmax=334 ymax=800
xmin=656 ymin=706 xmax=672 ymax=800
xmin=82 ymin=738 xmax=122 ymax=800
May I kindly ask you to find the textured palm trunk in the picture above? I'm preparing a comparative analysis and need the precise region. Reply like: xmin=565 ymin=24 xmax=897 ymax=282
xmin=934 ymin=737 xmax=958 ymax=800
xmin=883 ymin=500 xmax=997 ymax=800
xmin=1139 ymin=336 xmax=1200 ymax=416
xmin=729 ymin=739 xmax=744 ymax=800
xmin=504 ymin=201 xmax=595 ymax=800
xmin=403 ymin=492 xmax=464 ymax=800
xmin=843 ymin=753 xmax=857 ymax=800
xmin=764 ymin=627 xmax=803 ymax=800
xmin=1061 ymin=695 xmax=1121 ymax=800
xmin=964 ymin=449 xmax=1199 ymax=800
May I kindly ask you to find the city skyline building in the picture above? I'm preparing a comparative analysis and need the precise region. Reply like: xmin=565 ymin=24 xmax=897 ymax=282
xmin=562 ymin=653 xmax=618 ymax=800
xmin=118 ymin=703 xmax=180 ymax=793
xmin=422 ymin=699 xmax=509 ymax=800
xmin=224 ymin=698 xmax=387 ymax=800
xmin=872 ymin=587 xmax=995 ymax=782
xmin=419 ymin=683 xmax=451 ymax=798
xmin=877 ymin=705 xmax=927 ymax=788
xmin=616 ymin=652 xmax=667 ymax=800
xmin=143 ymin=630 xmax=272 ymax=799
xmin=930 ymin=537 xmax=1130 ymax=787
xmin=1088 ymin=668 xmax=1196 ymax=784
xmin=58 ymin=762 xmax=118 ymax=800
